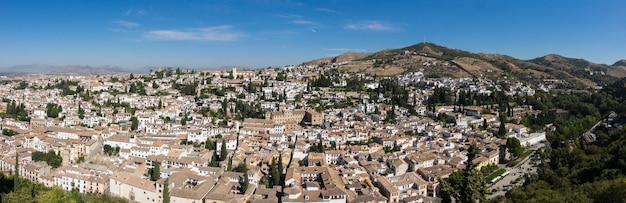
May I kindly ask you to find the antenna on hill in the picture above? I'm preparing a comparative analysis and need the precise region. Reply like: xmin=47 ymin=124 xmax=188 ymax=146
xmin=423 ymin=35 xmax=426 ymax=44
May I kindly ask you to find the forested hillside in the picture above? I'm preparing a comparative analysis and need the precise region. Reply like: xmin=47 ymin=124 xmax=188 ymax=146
xmin=499 ymin=78 xmax=626 ymax=202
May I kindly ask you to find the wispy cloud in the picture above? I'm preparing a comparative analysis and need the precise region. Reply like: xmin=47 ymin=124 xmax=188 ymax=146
xmin=124 ymin=9 xmax=147 ymax=16
xmin=272 ymin=13 xmax=322 ymax=31
xmin=271 ymin=14 xmax=303 ymax=19
xmin=290 ymin=20 xmax=314 ymax=25
xmin=144 ymin=25 xmax=243 ymax=41
xmin=111 ymin=20 xmax=140 ymax=28
xmin=316 ymin=8 xmax=341 ymax=14
xmin=345 ymin=21 xmax=395 ymax=31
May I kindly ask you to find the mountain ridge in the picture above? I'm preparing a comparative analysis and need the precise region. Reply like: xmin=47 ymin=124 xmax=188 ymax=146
xmin=306 ymin=42 xmax=625 ymax=87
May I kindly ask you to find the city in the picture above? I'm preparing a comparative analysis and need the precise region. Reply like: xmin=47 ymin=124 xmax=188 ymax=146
xmin=1 ymin=1 xmax=625 ymax=202
xmin=0 ymin=63 xmax=555 ymax=202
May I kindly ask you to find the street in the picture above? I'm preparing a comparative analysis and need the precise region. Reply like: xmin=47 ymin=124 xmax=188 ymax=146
xmin=487 ymin=142 xmax=543 ymax=199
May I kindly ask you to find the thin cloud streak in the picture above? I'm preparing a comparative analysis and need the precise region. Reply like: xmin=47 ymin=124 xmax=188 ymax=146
xmin=143 ymin=25 xmax=243 ymax=41
xmin=345 ymin=21 xmax=395 ymax=31
xmin=291 ymin=20 xmax=314 ymax=25
xmin=124 ymin=9 xmax=147 ymax=16
xmin=316 ymin=8 xmax=341 ymax=14
xmin=111 ymin=20 xmax=140 ymax=28
xmin=270 ymin=14 xmax=303 ymax=19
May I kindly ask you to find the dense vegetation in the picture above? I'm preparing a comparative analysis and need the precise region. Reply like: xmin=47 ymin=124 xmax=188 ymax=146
xmin=438 ymin=78 xmax=626 ymax=202
xmin=2 ymin=99 xmax=30 ymax=121
xmin=32 ymin=151 xmax=63 ymax=168
xmin=0 ymin=172 xmax=127 ymax=203
xmin=46 ymin=103 xmax=63 ymax=118
xmin=439 ymin=142 xmax=487 ymax=203
xmin=498 ymin=78 xmax=626 ymax=202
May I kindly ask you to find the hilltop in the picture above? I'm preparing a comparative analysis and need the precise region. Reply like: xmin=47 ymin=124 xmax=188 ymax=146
xmin=306 ymin=42 xmax=626 ymax=87
xmin=303 ymin=52 xmax=371 ymax=66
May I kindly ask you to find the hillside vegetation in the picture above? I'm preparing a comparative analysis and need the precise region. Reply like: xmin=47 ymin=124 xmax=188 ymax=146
xmin=493 ymin=78 xmax=626 ymax=202
xmin=0 ymin=172 xmax=127 ymax=202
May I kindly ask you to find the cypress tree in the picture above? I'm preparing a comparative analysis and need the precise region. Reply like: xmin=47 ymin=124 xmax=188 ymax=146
xmin=242 ymin=170 xmax=249 ymax=193
xmin=268 ymin=158 xmax=276 ymax=187
xmin=227 ymin=156 xmax=233 ymax=171
xmin=278 ymin=153 xmax=284 ymax=187
xmin=151 ymin=162 xmax=160 ymax=181
xmin=498 ymin=118 xmax=506 ymax=137
xmin=208 ymin=153 xmax=219 ymax=167
xmin=220 ymin=139 xmax=227 ymax=161
xmin=14 ymin=152 xmax=19 ymax=192
xmin=163 ymin=178 xmax=170 ymax=203
xmin=459 ymin=142 xmax=486 ymax=203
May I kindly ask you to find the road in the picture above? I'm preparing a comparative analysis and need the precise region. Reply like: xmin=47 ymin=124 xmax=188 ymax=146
xmin=487 ymin=142 xmax=543 ymax=199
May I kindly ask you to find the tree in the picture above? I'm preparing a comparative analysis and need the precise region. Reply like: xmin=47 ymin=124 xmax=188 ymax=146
xmin=2 ymin=129 xmax=18 ymax=136
xmin=36 ymin=188 xmax=74 ymax=203
xmin=271 ymin=157 xmax=281 ymax=187
xmin=46 ymin=103 xmax=63 ymax=118
xmin=227 ymin=156 xmax=233 ymax=171
xmin=78 ymin=105 xmax=85 ymax=119
xmin=14 ymin=152 xmax=19 ymax=192
xmin=130 ymin=116 xmax=139 ymax=131
xmin=163 ymin=178 xmax=170 ymax=203
xmin=506 ymin=137 xmax=524 ymax=158
xmin=242 ymin=170 xmax=249 ymax=193
xmin=180 ymin=117 xmax=187 ymax=126
xmin=208 ymin=153 xmax=219 ymax=167
xmin=459 ymin=142 xmax=486 ymax=203
xmin=103 ymin=144 xmax=113 ymax=155
xmin=498 ymin=116 xmax=507 ymax=137
xmin=70 ymin=188 xmax=84 ymax=203
xmin=151 ymin=162 xmax=160 ymax=181
xmin=205 ymin=138 xmax=215 ymax=150
xmin=440 ymin=142 xmax=486 ymax=203
xmin=220 ymin=139 xmax=227 ymax=161
xmin=32 ymin=150 xmax=63 ymax=168
xmin=278 ymin=153 xmax=283 ymax=175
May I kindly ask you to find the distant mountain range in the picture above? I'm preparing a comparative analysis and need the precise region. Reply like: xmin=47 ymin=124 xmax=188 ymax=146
xmin=0 ymin=64 xmax=129 ymax=75
xmin=305 ymin=42 xmax=626 ymax=87
xmin=3 ymin=43 xmax=624 ymax=86
xmin=0 ymin=64 xmax=256 ymax=75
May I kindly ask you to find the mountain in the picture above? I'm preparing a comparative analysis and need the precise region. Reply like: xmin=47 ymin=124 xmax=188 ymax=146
xmin=609 ymin=60 xmax=626 ymax=78
xmin=0 ymin=64 xmax=128 ymax=75
xmin=613 ymin=60 xmax=626 ymax=67
xmin=304 ymin=52 xmax=371 ymax=66
xmin=311 ymin=42 xmax=625 ymax=86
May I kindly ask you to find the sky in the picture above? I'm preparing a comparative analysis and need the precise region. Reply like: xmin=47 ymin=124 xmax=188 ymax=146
xmin=0 ymin=0 xmax=624 ymax=70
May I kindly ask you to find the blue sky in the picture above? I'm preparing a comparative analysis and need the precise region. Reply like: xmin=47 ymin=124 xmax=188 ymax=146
xmin=0 ymin=0 xmax=624 ymax=69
